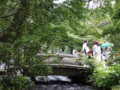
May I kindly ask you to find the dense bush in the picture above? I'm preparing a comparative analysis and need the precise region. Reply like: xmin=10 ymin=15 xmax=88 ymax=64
xmin=90 ymin=60 xmax=120 ymax=89
xmin=2 ymin=75 xmax=34 ymax=90
xmin=77 ymin=55 xmax=95 ymax=67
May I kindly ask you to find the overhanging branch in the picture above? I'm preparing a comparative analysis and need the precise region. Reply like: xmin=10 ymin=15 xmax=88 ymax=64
xmin=0 ymin=13 xmax=15 ymax=19
xmin=0 ymin=0 xmax=30 ymax=42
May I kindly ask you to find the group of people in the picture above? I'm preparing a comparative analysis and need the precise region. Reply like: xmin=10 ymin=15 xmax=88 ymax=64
xmin=82 ymin=40 xmax=110 ymax=61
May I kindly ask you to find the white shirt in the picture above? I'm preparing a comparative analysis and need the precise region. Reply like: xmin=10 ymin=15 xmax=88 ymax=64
xmin=82 ymin=43 xmax=89 ymax=53
xmin=93 ymin=45 xmax=101 ymax=55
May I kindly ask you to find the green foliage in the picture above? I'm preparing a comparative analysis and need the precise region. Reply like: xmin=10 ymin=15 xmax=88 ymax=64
xmin=112 ymin=85 xmax=120 ymax=90
xmin=2 ymin=75 xmax=34 ymax=90
xmin=0 ymin=0 xmax=119 ymax=89
xmin=91 ymin=60 xmax=120 ymax=89
xmin=77 ymin=55 xmax=89 ymax=65
xmin=100 ymin=0 xmax=120 ymax=50
xmin=26 ymin=62 xmax=52 ymax=77
xmin=76 ymin=55 xmax=95 ymax=68
xmin=0 ymin=0 xmax=89 ymax=88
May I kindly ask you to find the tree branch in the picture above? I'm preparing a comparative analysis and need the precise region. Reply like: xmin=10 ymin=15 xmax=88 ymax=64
xmin=0 ymin=13 xmax=15 ymax=19
xmin=0 ymin=0 xmax=30 ymax=42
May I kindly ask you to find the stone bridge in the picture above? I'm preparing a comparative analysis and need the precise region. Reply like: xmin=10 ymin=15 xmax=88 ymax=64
xmin=37 ymin=53 xmax=82 ymax=65
xmin=0 ymin=54 xmax=92 ymax=79
xmin=47 ymin=63 xmax=92 ymax=84
xmin=37 ymin=53 xmax=92 ymax=77
xmin=49 ymin=64 xmax=92 ymax=77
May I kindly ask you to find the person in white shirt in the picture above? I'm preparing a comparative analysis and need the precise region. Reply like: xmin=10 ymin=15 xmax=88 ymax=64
xmin=93 ymin=41 xmax=101 ymax=61
xmin=104 ymin=47 xmax=110 ymax=60
xmin=73 ymin=49 xmax=78 ymax=57
xmin=82 ymin=41 xmax=89 ymax=55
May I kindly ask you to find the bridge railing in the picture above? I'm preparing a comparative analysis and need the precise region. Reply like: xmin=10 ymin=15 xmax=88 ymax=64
xmin=37 ymin=53 xmax=81 ymax=58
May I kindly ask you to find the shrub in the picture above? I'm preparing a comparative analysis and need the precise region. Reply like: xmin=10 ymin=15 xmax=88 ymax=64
xmin=77 ymin=55 xmax=94 ymax=65
xmin=112 ymin=85 xmax=120 ymax=90
xmin=2 ymin=75 xmax=34 ymax=90
xmin=90 ymin=61 xmax=120 ymax=89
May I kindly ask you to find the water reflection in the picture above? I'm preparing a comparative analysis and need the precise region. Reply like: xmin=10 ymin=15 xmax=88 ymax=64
xmin=33 ymin=75 xmax=98 ymax=90
xmin=34 ymin=84 xmax=97 ymax=90
xmin=35 ymin=75 xmax=71 ymax=83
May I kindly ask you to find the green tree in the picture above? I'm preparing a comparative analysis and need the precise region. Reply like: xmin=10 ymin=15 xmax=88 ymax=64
xmin=0 ymin=0 xmax=88 ymax=89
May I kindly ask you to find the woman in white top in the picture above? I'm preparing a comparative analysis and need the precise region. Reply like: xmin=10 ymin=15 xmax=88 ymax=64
xmin=93 ymin=42 xmax=101 ymax=61
xmin=82 ymin=41 xmax=89 ymax=55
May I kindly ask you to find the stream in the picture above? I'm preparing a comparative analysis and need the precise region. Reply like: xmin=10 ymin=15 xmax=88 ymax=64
xmin=33 ymin=75 xmax=98 ymax=90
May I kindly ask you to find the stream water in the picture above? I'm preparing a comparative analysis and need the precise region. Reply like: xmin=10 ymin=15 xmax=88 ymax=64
xmin=34 ymin=84 xmax=97 ymax=90
xmin=33 ymin=75 xmax=98 ymax=90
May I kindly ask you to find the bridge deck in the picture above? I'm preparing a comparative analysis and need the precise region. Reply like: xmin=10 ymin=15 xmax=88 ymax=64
xmin=49 ymin=64 xmax=90 ymax=69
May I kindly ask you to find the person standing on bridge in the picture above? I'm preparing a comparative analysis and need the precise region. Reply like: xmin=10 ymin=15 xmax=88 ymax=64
xmin=82 ymin=40 xmax=89 ymax=55
xmin=92 ymin=41 xmax=102 ymax=64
